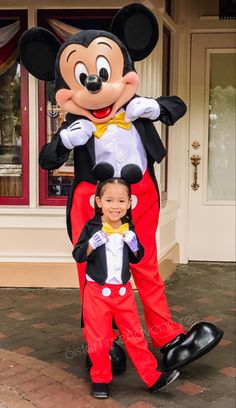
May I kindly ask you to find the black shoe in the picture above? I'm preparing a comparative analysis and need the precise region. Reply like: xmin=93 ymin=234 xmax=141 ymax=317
xmin=86 ymin=340 xmax=127 ymax=374
xmin=149 ymin=370 xmax=180 ymax=393
xmin=162 ymin=322 xmax=224 ymax=371
xmin=160 ymin=334 xmax=185 ymax=354
xmin=91 ymin=383 xmax=109 ymax=399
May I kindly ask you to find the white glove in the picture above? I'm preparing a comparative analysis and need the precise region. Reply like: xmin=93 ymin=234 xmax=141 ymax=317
xmin=125 ymin=97 xmax=160 ymax=122
xmin=89 ymin=231 xmax=108 ymax=250
xmin=60 ymin=119 xmax=96 ymax=150
xmin=123 ymin=230 xmax=139 ymax=252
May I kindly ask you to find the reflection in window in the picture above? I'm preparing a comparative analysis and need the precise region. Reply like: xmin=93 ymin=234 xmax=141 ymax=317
xmin=208 ymin=53 xmax=236 ymax=201
xmin=0 ymin=52 xmax=21 ymax=195
xmin=0 ymin=15 xmax=27 ymax=202
xmin=46 ymin=81 xmax=74 ymax=197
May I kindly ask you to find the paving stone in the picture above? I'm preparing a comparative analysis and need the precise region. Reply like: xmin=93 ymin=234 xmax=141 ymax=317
xmin=128 ymin=403 xmax=158 ymax=408
xmin=30 ymin=322 xmax=49 ymax=330
xmin=219 ymin=366 xmax=236 ymax=378
xmin=170 ymin=305 xmax=186 ymax=312
xmin=13 ymin=347 xmax=34 ymax=356
xmin=218 ymin=338 xmax=232 ymax=347
xmin=176 ymin=381 xmax=208 ymax=396
xmin=0 ymin=364 xmax=27 ymax=380
xmin=17 ymin=374 xmax=54 ymax=393
xmin=6 ymin=312 xmax=27 ymax=321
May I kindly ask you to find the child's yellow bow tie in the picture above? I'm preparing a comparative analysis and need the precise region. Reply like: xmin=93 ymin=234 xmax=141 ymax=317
xmin=93 ymin=112 xmax=131 ymax=139
xmin=102 ymin=223 xmax=129 ymax=236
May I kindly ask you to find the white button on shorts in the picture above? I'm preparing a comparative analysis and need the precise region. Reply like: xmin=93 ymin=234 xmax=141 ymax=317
xmin=102 ymin=287 xmax=111 ymax=297
xmin=119 ymin=287 xmax=126 ymax=296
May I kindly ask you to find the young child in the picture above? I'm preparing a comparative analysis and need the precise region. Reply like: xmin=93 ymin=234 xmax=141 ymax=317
xmin=73 ymin=178 xmax=179 ymax=399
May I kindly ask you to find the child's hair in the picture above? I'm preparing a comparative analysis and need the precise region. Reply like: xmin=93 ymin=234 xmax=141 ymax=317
xmin=94 ymin=178 xmax=132 ymax=223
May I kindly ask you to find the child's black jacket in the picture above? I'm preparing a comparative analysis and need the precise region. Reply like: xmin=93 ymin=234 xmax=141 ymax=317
xmin=73 ymin=214 xmax=144 ymax=285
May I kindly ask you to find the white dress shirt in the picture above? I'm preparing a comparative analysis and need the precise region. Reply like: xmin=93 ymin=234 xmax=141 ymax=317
xmin=94 ymin=110 xmax=147 ymax=177
xmin=86 ymin=233 xmax=125 ymax=284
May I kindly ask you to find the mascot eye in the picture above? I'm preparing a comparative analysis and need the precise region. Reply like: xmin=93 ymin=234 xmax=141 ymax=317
xmin=75 ymin=62 xmax=89 ymax=87
xmin=96 ymin=56 xmax=111 ymax=82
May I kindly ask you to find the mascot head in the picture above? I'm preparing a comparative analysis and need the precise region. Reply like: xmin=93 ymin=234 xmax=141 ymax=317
xmin=19 ymin=3 xmax=159 ymax=123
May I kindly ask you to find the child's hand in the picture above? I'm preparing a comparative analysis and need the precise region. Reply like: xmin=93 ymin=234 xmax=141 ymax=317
xmin=125 ymin=97 xmax=160 ymax=122
xmin=123 ymin=230 xmax=139 ymax=252
xmin=89 ymin=231 xmax=108 ymax=249
xmin=60 ymin=119 xmax=96 ymax=149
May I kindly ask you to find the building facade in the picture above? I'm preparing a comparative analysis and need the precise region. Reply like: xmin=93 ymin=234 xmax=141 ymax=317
xmin=0 ymin=0 xmax=235 ymax=287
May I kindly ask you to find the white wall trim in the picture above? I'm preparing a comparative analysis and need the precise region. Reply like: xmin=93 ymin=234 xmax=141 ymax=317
xmin=0 ymin=207 xmax=65 ymax=215
xmin=0 ymin=214 xmax=66 ymax=229
xmin=0 ymin=253 xmax=74 ymax=263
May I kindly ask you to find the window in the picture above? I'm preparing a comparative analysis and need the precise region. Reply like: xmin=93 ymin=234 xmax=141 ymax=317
xmin=0 ymin=10 xmax=29 ymax=205
xmin=38 ymin=9 xmax=116 ymax=205
xmin=161 ymin=26 xmax=171 ymax=201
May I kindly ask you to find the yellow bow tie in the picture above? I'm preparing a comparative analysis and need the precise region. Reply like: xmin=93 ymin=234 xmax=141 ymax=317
xmin=93 ymin=112 xmax=131 ymax=139
xmin=102 ymin=223 xmax=129 ymax=236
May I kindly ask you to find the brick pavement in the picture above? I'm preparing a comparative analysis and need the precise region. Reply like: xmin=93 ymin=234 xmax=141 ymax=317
xmin=0 ymin=262 xmax=235 ymax=407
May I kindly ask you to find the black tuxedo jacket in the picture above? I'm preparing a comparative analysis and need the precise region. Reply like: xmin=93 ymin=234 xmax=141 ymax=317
xmin=72 ymin=214 xmax=144 ymax=285
xmin=39 ymin=96 xmax=187 ymax=240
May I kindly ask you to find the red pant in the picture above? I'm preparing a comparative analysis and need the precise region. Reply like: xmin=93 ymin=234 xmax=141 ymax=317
xmin=83 ymin=281 xmax=160 ymax=386
xmin=70 ymin=170 xmax=184 ymax=347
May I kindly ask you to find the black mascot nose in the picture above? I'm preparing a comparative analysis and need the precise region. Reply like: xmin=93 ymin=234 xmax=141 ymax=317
xmin=85 ymin=75 xmax=102 ymax=93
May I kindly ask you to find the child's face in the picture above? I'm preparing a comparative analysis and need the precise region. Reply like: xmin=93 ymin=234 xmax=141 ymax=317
xmin=96 ymin=183 xmax=131 ymax=224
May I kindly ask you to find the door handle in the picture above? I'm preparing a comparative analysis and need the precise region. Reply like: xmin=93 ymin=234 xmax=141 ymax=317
xmin=190 ymin=154 xmax=201 ymax=191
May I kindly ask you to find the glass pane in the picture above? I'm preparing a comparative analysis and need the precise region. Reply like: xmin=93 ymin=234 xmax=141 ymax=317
xmin=208 ymin=53 xmax=236 ymax=201
xmin=0 ymin=62 xmax=22 ymax=197
xmin=46 ymin=81 xmax=74 ymax=197
xmin=161 ymin=27 xmax=171 ymax=197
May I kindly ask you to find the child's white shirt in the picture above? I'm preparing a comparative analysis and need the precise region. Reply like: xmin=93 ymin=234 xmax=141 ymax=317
xmin=86 ymin=233 xmax=125 ymax=284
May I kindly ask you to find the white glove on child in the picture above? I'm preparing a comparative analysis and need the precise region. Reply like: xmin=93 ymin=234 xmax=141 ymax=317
xmin=123 ymin=230 xmax=139 ymax=252
xmin=60 ymin=119 xmax=96 ymax=150
xmin=125 ymin=97 xmax=160 ymax=122
xmin=89 ymin=231 xmax=108 ymax=250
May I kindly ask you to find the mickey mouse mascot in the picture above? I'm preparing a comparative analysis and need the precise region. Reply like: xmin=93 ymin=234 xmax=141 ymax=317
xmin=19 ymin=3 xmax=223 ymax=373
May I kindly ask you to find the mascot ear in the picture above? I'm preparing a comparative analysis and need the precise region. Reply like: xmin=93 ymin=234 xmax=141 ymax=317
xmin=110 ymin=3 xmax=159 ymax=61
xmin=19 ymin=27 xmax=61 ymax=81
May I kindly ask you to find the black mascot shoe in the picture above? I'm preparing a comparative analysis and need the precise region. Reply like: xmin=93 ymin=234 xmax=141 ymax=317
xmin=148 ymin=370 xmax=180 ymax=393
xmin=91 ymin=383 xmax=109 ymax=399
xmin=161 ymin=322 xmax=224 ymax=371
xmin=86 ymin=340 xmax=127 ymax=374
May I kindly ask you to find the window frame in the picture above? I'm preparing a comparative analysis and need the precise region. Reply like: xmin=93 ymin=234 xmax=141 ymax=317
xmin=0 ymin=10 xmax=29 ymax=206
